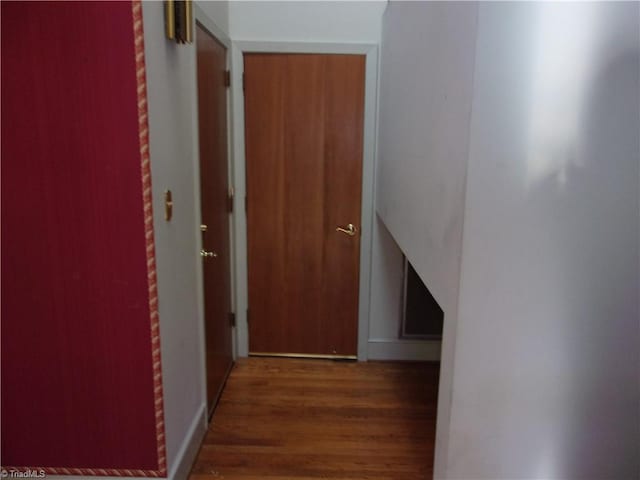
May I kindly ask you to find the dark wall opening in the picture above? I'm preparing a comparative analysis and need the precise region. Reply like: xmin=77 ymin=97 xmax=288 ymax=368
xmin=402 ymin=259 xmax=444 ymax=338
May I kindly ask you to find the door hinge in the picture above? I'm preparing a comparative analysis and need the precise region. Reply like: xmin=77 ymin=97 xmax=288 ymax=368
xmin=245 ymin=195 xmax=248 ymax=216
xmin=223 ymin=69 xmax=231 ymax=88
xmin=227 ymin=186 xmax=234 ymax=213
xmin=246 ymin=308 xmax=250 ymax=324
xmin=229 ymin=312 xmax=236 ymax=327
xmin=242 ymin=72 xmax=245 ymax=92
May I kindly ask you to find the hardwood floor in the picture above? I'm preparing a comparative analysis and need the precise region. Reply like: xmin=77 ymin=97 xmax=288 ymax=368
xmin=189 ymin=357 xmax=439 ymax=480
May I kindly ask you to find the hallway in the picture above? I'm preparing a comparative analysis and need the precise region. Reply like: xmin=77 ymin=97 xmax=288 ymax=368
xmin=189 ymin=358 xmax=439 ymax=480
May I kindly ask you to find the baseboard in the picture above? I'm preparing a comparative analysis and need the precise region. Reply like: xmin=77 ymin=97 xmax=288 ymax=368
xmin=367 ymin=338 xmax=441 ymax=361
xmin=168 ymin=403 xmax=207 ymax=480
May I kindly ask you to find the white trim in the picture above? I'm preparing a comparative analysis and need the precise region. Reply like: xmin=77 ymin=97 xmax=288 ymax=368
xmin=367 ymin=339 xmax=442 ymax=362
xmin=358 ymin=44 xmax=378 ymax=361
xmin=190 ymin=5 xmax=208 ymax=437
xmin=230 ymin=41 xmax=379 ymax=360
xmin=229 ymin=43 xmax=248 ymax=357
xmin=167 ymin=403 xmax=208 ymax=480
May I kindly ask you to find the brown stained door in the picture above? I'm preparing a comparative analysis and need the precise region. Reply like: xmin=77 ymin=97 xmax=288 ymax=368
xmin=244 ymin=53 xmax=365 ymax=357
xmin=196 ymin=23 xmax=233 ymax=415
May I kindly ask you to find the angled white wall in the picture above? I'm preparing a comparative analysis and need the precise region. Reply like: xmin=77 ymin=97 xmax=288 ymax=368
xmin=449 ymin=3 xmax=639 ymax=478
xmin=376 ymin=2 xmax=479 ymax=474
xmin=377 ymin=1 xmax=640 ymax=478
xmin=377 ymin=2 xmax=477 ymax=315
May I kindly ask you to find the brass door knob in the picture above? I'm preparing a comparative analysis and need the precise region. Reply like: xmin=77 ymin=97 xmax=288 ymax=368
xmin=200 ymin=249 xmax=217 ymax=258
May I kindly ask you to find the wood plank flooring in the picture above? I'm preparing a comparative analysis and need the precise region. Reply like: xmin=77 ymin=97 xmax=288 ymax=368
xmin=189 ymin=357 xmax=439 ymax=480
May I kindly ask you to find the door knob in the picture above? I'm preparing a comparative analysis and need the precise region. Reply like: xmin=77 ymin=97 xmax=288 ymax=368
xmin=200 ymin=249 xmax=217 ymax=258
xmin=336 ymin=223 xmax=357 ymax=236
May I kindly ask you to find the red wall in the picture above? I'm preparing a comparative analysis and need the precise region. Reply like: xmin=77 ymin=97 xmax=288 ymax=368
xmin=1 ymin=1 xmax=163 ymax=473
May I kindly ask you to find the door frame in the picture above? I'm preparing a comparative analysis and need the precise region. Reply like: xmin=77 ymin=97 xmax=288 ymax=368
xmin=230 ymin=41 xmax=378 ymax=360
xmin=191 ymin=4 xmax=236 ymax=416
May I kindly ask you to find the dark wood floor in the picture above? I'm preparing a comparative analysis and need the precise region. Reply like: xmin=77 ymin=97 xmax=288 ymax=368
xmin=189 ymin=357 xmax=439 ymax=480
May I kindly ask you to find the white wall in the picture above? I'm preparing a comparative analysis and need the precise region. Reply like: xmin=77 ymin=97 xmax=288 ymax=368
xmin=198 ymin=0 xmax=229 ymax=37
xmin=449 ymin=3 xmax=640 ymax=478
xmin=378 ymin=1 xmax=639 ymax=478
xmin=142 ymin=2 xmax=229 ymax=479
xmin=377 ymin=1 xmax=477 ymax=329
xmin=376 ymin=2 xmax=479 ymax=474
xmin=229 ymin=0 xmax=386 ymax=43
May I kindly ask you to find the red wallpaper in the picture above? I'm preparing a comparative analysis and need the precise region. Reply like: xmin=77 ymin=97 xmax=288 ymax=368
xmin=1 ymin=1 xmax=164 ymax=474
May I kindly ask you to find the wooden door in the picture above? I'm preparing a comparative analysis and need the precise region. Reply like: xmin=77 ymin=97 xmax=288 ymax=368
xmin=196 ymin=23 xmax=233 ymax=415
xmin=244 ymin=53 xmax=365 ymax=357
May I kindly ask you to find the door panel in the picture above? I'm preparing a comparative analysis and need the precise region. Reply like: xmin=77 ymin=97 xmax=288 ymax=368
xmin=244 ymin=53 xmax=365 ymax=357
xmin=196 ymin=23 xmax=232 ymax=415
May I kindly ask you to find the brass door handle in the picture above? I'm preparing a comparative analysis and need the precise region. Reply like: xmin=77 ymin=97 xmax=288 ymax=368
xmin=200 ymin=249 xmax=218 ymax=258
xmin=336 ymin=224 xmax=357 ymax=236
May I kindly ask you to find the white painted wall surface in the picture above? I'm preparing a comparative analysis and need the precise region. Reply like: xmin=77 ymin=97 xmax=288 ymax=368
xmin=229 ymin=1 xmax=386 ymax=43
xmin=143 ymin=2 xmax=206 ymax=476
xmin=449 ymin=3 xmax=640 ymax=478
xmin=377 ymin=1 xmax=477 ymax=324
xmin=141 ymin=2 xmax=229 ymax=478
xmin=198 ymin=0 xmax=229 ymax=36
xmin=376 ymin=2 xmax=478 ymax=474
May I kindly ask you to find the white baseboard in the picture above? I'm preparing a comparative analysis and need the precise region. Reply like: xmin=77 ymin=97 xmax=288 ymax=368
xmin=367 ymin=338 xmax=441 ymax=361
xmin=168 ymin=403 xmax=207 ymax=480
